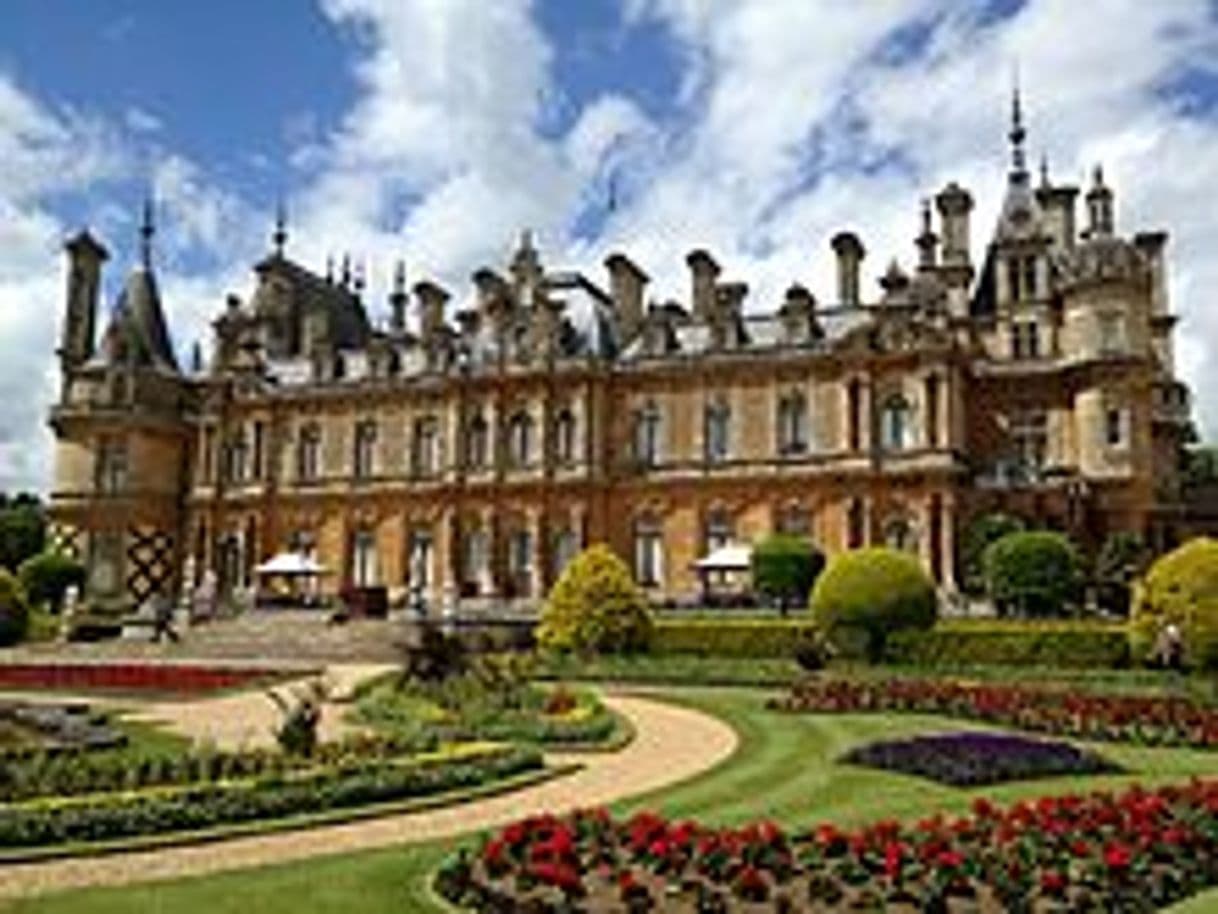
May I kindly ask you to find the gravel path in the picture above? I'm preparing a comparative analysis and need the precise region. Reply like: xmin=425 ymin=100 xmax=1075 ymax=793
xmin=0 ymin=691 xmax=737 ymax=900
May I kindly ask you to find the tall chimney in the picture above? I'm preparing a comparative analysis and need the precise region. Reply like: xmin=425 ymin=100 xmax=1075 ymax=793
xmin=61 ymin=230 xmax=109 ymax=370
xmin=414 ymin=280 xmax=451 ymax=342
xmin=685 ymin=249 xmax=720 ymax=321
xmin=934 ymin=182 xmax=973 ymax=267
xmin=604 ymin=252 xmax=649 ymax=343
xmin=830 ymin=232 xmax=865 ymax=306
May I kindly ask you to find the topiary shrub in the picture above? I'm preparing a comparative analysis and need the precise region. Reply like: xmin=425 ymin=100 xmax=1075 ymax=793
xmin=809 ymin=547 xmax=937 ymax=663
xmin=983 ymin=530 xmax=1082 ymax=618
xmin=18 ymin=550 xmax=85 ymax=612
xmin=1130 ymin=537 xmax=1218 ymax=669
xmin=1094 ymin=532 xmax=1150 ymax=617
xmin=537 ymin=544 xmax=652 ymax=655
xmin=0 ymin=569 xmax=31 ymax=646
xmin=751 ymin=534 xmax=825 ymax=614
xmin=960 ymin=512 xmax=1025 ymax=596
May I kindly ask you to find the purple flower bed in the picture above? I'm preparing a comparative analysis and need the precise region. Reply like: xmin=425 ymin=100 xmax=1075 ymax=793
xmin=841 ymin=730 xmax=1121 ymax=787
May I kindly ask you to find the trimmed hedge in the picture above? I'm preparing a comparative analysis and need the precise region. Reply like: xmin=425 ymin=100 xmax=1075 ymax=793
xmin=885 ymin=620 xmax=1130 ymax=670
xmin=649 ymin=618 xmax=819 ymax=658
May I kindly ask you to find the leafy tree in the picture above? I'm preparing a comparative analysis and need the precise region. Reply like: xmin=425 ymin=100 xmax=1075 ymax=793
xmin=1130 ymin=537 xmax=1218 ymax=669
xmin=960 ymin=512 xmax=1024 ymax=596
xmin=1181 ymin=446 xmax=1218 ymax=489
xmin=1093 ymin=532 xmax=1150 ymax=617
xmin=537 ymin=544 xmax=652 ymax=655
xmin=751 ymin=534 xmax=825 ymax=614
xmin=810 ymin=547 xmax=938 ymax=663
xmin=18 ymin=551 xmax=85 ymax=613
xmin=983 ymin=530 xmax=1082 ymax=618
xmin=0 ymin=495 xmax=45 ymax=572
xmin=0 ymin=569 xmax=31 ymax=646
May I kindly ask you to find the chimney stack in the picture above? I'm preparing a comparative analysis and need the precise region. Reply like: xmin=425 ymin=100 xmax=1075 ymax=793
xmin=61 ymin=230 xmax=109 ymax=371
xmin=934 ymin=182 xmax=973 ymax=267
xmin=604 ymin=252 xmax=649 ymax=343
xmin=830 ymin=232 xmax=865 ymax=306
xmin=685 ymin=249 xmax=720 ymax=321
xmin=414 ymin=280 xmax=451 ymax=342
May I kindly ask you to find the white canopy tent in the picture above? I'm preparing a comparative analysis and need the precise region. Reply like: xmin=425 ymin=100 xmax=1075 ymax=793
xmin=693 ymin=543 xmax=753 ymax=572
xmin=255 ymin=552 xmax=329 ymax=576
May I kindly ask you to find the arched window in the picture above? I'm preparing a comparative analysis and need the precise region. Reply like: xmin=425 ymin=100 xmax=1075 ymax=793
xmin=507 ymin=410 xmax=533 ymax=467
xmin=353 ymin=419 xmax=377 ymax=479
xmin=880 ymin=394 xmax=913 ymax=452
xmin=883 ymin=516 xmax=918 ymax=553
xmin=351 ymin=528 xmax=378 ymax=586
xmin=462 ymin=528 xmax=488 ymax=590
xmin=777 ymin=391 xmax=809 ymax=455
xmin=552 ymin=529 xmax=580 ymax=577
xmin=633 ymin=516 xmax=663 ymax=586
xmin=634 ymin=401 xmax=662 ymax=467
xmin=554 ymin=409 xmax=577 ymax=464
xmin=412 ymin=416 xmax=439 ymax=477
xmin=464 ymin=413 xmax=489 ymax=470
xmin=297 ymin=423 xmax=321 ymax=482
xmin=704 ymin=397 xmax=731 ymax=463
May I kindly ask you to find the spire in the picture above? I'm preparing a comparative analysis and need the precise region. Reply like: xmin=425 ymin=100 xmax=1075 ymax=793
xmin=915 ymin=198 xmax=938 ymax=270
xmin=272 ymin=198 xmax=287 ymax=257
xmin=393 ymin=260 xmax=406 ymax=297
xmin=1039 ymin=152 xmax=1050 ymax=188
xmin=325 ymin=255 xmax=334 ymax=284
xmin=139 ymin=194 xmax=155 ymax=268
xmin=1008 ymin=74 xmax=1028 ymax=182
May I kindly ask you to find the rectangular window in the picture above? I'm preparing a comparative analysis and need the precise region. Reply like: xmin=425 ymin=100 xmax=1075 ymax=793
xmin=1105 ymin=407 xmax=1127 ymax=448
xmin=201 ymin=427 xmax=215 ymax=484
xmin=847 ymin=381 xmax=862 ymax=451
xmin=352 ymin=530 xmax=377 ymax=587
xmin=1098 ymin=313 xmax=1126 ymax=356
xmin=251 ymin=421 xmax=265 ymax=480
xmin=95 ymin=438 xmax=128 ymax=494
xmin=1006 ymin=258 xmax=1021 ymax=302
xmin=1011 ymin=409 xmax=1048 ymax=477
xmin=1023 ymin=257 xmax=1037 ymax=299
xmin=354 ymin=420 xmax=377 ymax=479
xmin=633 ymin=525 xmax=663 ymax=586
xmin=925 ymin=376 xmax=940 ymax=448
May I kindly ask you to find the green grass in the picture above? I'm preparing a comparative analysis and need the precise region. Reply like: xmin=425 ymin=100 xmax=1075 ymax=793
xmin=10 ymin=686 xmax=1218 ymax=914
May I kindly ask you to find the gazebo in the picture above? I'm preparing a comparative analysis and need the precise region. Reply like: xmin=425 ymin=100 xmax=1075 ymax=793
xmin=254 ymin=552 xmax=329 ymax=608
xmin=693 ymin=542 xmax=753 ymax=605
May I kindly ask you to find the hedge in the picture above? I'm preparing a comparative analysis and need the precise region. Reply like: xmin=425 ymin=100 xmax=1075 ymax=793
xmin=649 ymin=619 xmax=819 ymax=658
xmin=885 ymin=620 xmax=1130 ymax=670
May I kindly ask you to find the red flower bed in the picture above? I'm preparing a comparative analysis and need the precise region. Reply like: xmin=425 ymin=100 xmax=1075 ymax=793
xmin=436 ymin=780 xmax=1218 ymax=911
xmin=0 ymin=662 xmax=296 ymax=695
xmin=771 ymin=676 xmax=1218 ymax=749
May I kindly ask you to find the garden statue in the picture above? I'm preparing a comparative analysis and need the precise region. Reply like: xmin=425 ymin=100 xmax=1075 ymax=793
xmin=58 ymin=584 xmax=79 ymax=643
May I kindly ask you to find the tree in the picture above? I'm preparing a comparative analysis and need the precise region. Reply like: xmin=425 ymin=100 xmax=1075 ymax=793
xmin=0 ymin=496 xmax=46 ymax=572
xmin=1093 ymin=532 xmax=1150 ymax=617
xmin=751 ymin=534 xmax=825 ymax=614
xmin=537 ymin=544 xmax=652 ymax=655
xmin=1129 ymin=537 xmax=1218 ymax=669
xmin=959 ymin=512 xmax=1024 ymax=596
xmin=810 ymin=547 xmax=938 ymax=663
xmin=983 ymin=530 xmax=1082 ymax=618
xmin=0 ymin=569 xmax=31 ymax=646
xmin=18 ymin=551 xmax=86 ymax=613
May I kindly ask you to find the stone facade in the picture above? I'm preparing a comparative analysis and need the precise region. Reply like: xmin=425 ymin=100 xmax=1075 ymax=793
xmin=48 ymin=101 xmax=1195 ymax=610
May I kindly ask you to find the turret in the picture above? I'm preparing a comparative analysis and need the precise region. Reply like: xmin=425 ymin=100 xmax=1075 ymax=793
xmin=1085 ymin=165 xmax=1115 ymax=238
xmin=60 ymin=230 xmax=109 ymax=373
xmin=830 ymin=232 xmax=865 ymax=306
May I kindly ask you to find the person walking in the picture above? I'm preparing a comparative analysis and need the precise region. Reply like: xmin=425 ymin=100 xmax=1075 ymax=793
xmin=151 ymin=591 xmax=179 ymax=644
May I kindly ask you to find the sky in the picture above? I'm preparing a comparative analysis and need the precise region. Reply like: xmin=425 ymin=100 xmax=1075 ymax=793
xmin=2 ymin=0 xmax=1218 ymax=494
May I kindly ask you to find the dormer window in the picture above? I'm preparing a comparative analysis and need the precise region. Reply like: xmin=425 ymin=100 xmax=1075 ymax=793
xmin=1010 ymin=320 xmax=1041 ymax=359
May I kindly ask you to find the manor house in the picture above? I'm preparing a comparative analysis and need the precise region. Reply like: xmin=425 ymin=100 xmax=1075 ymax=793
xmin=47 ymin=96 xmax=1193 ymax=610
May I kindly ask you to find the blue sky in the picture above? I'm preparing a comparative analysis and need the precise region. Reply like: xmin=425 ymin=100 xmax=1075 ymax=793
xmin=1 ymin=0 xmax=1218 ymax=493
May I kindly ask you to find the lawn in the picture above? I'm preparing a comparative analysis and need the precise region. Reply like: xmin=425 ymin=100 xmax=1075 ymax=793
xmin=8 ymin=686 xmax=1218 ymax=914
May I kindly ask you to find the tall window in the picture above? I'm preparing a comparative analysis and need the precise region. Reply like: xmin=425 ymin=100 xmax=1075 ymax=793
xmin=353 ymin=419 xmax=377 ymax=479
xmin=201 ymin=426 xmax=216 ymax=484
xmin=703 ymin=509 xmax=734 ymax=554
xmin=633 ymin=516 xmax=664 ymax=586
xmin=1007 ymin=255 xmax=1038 ymax=301
xmin=462 ymin=529 xmax=488 ymax=590
xmin=925 ymin=375 xmax=941 ymax=448
xmin=883 ymin=516 xmax=918 ymax=553
xmin=464 ymin=413 xmax=489 ymax=470
xmin=506 ymin=411 xmax=533 ymax=467
xmin=880 ymin=394 xmax=913 ymax=452
xmin=508 ymin=529 xmax=533 ymax=595
xmin=777 ymin=391 xmax=808 ymax=455
xmin=1010 ymin=320 xmax=1041 ymax=359
xmin=552 ymin=529 xmax=579 ymax=577
xmin=634 ymin=402 xmax=662 ymax=467
xmin=1098 ymin=313 xmax=1126 ymax=356
xmin=847 ymin=380 xmax=862 ymax=451
xmin=554 ymin=409 xmax=577 ymax=464
xmin=847 ymin=498 xmax=866 ymax=548
xmin=351 ymin=529 xmax=377 ymax=586
xmin=95 ymin=437 xmax=128 ymax=494
xmin=1011 ymin=409 xmax=1048 ymax=476
xmin=704 ymin=398 xmax=731 ymax=464
xmin=251 ymin=421 xmax=265 ymax=480
xmin=412 ymin=417 xmax=439 ymax=477
xmin=408 ymin=530 xmax=432 ymax=588
xmin=222 ymin=433 xmax=247 ymax=484
xmin=1105 ymin=405 xmax=1128 ymax=448
xmin=297 ymin=423 xmax=321 ymax=482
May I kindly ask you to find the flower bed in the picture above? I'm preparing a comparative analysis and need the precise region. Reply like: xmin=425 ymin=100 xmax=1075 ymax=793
xmin=0 ymin=743 xmax=540 ymax=849
xmin=840 ymin=731 xmax=1120 ymax=787
xmin=436 ymin=779 xmax=1218 ymax=912
xmin=0 ymin=662 xmax=301 ymax=695
xmin=771 ymin=676 xmax=1218 ymax=748
xmin=0 ymin=702 xmax=126 ymax=759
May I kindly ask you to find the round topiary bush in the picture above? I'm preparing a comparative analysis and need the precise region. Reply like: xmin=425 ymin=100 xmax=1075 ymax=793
xmin=809 ymin=547 xmax=937 ymax=662
xmin=537 ymin=544 xmax=652 ymax=655
xmin=1129 ymin=537 xmax=1218 ymax=669
xmin=0 ymin=569 xmax=31 ymax=646
xmin=983 ymin=530 xmax=1082 ymax=618
xmin=751 ymin=534 xmax=825 ymax=613
xmin=18 ymin=550 xmax=85 ymax=612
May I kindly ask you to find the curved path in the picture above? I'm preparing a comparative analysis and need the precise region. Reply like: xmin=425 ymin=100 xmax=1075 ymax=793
xmin=0 ymin=691 xmax=738 ymax=899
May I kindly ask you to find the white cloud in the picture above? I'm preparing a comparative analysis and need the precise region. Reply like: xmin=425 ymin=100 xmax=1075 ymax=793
xmin=124 ymin=106 xmax=162 ymax=134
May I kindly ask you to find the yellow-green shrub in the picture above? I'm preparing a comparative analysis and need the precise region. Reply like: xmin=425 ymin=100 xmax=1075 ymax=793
xmin=1130 ymin=537 xmax=1218 ymax=668
xmin=0 ymin=569 xmax=30 ymax=646
xmin=810 ymin=547 xmax=937 ymax=662
xmin=537 ymin=544 xmax=652 ymax=654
